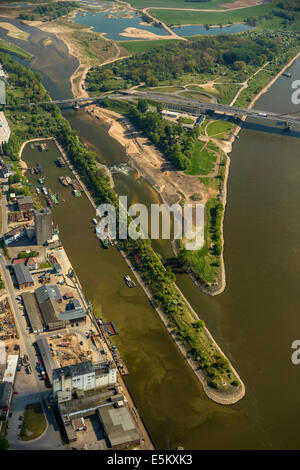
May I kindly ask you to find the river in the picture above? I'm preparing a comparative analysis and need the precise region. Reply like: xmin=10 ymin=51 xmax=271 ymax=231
xmin=1 ymin=17 xmax=300 ymax=449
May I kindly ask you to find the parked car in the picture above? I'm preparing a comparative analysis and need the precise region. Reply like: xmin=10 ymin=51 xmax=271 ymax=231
xmin=13 ymin=391 xmax=19 ymax=395
xmin=19 ymin=415 xmax=23 ymax=420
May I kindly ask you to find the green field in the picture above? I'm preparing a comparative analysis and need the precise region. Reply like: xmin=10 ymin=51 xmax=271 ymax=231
xmin=185 ymin=141 xmax=216 ymax=176
xmin=150 ymin=3 xmax=274 ymax=26
xmin=128 ymin=0 xmax=232 ymax=10
xmin=19 ymin=403 xmax=47 ymax=441
xmin=206 ymin=120 xmax=233 ymax=138
xmin=180 ymin=198 xmax=222 ymax=285
xmin=120 ymin=39 xmax=181 ymax=54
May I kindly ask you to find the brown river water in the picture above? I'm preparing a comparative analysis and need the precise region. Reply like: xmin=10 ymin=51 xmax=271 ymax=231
xmin=1 ymin=17 xmax=300 ymax=449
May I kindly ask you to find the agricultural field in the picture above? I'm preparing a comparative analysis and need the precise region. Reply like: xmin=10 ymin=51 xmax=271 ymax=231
xmin=128 ymin=0 xmax=233 ymax=9
xmin=149 ymin=3 xmax=274 ymax=26
xmin=120 ymin=39 xmax=181 ymax=54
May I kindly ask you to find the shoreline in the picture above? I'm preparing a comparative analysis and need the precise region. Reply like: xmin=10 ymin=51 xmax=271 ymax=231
xmin=18 ymin=136 xmax=245 ymax=406
xmin=119 ymin=246 xmax=245 ymax=405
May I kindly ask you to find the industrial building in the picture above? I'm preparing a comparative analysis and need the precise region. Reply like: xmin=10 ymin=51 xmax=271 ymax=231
xmin=53 ymin=360 xmax=117 ymax=401
xmin=12 ymin=263 xmax=34 ymax=289
xmin=98 ymin=405 xmax=140 ymax=450
xmin=35 ymin=285 xmax=63 ymax=304
xmin=34 ymin=209 xmax=53 ymax=245
xmin=36 ymin=337 xmax=56 ymax=386
xmin=0 ymin=382 xmax=12 ymax=420
xmin=0 ymin=112 xmax=10 ymax=145
xmin=1 ymin=163 xmax=13 ymax=178
xmin=17 ymin=195 xmax=34 ymax=211
xmin=22 ymin=292 xmax=44 ymax=333
xmin=4 ymin=226 xmax=26 ymax=246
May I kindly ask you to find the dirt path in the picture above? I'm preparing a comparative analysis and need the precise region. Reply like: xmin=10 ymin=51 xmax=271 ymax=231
xmin=230 ymin=61 xmax=269 ymax=106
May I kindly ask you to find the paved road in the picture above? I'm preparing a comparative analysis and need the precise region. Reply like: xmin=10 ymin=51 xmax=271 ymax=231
xmin=10 ymin=90 xmax=300 ymax=126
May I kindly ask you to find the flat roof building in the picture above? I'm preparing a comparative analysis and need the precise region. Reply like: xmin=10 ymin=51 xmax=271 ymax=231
xmin=0 ymin=382 xmax=12 ymax=420
xmin=0 ymin=111 xmax=10 ymax=145
xmin=22 ymin=291 xmax=44 ymax=333
xmin=36 ymin=337 xmax=56 ymax=386
xmin=98 ymin=405 xmax=140 ymax=450
xmin=17 ymin=195 xmax=34 ymax=211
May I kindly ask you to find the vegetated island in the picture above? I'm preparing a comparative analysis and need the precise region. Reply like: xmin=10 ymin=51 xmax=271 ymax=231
xmin=85 ymin=29 xmax=300 ymax=295
xmin=3 ymin=52 xmax=245 ymax=404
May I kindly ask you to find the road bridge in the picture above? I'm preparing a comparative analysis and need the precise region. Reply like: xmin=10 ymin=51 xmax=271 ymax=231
xmin=4 ymin=90 xmax=300 ymax=126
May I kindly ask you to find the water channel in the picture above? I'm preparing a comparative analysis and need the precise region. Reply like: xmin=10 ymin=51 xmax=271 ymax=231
xmin=0 ymin=16 xmax=300 ymax=449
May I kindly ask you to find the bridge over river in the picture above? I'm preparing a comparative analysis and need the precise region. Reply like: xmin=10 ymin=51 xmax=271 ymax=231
xmin=4 ymin=90 xmax=300 ymax=127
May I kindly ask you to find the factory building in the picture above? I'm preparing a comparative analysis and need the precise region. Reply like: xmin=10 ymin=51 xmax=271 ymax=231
xmin=0 ymin=111 xmax=10 ymax=145
xmin=22 ymin=292 xmax=44 ymax=334
xmin=0 ymin=382 xmax=12 ymax=420
xmin=17 ymin=195 xmax=34 ymax=211
xmin=34 ymin=208 xmax=53 ymax=245
xmin=53 ymin=360 xmax=117 ymax=401
xmin=98 ymin=405 xmax=140 ymax=450
xmin=12 ymin=263 xmax=34 ymax=289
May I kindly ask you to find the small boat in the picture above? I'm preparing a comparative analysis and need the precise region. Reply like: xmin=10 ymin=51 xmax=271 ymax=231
xmin=42 ymin=186 xmax=48 ymax=195
xmin=100 ymin=238 xmax=109 ymax=249
xmin=124 ymin=275 xmax=136 ymax=288
xmin=59 ymin=176 xmax=68 ymax=186
xmin=36 ymin=187 xmax=40 ymax=194
xmin=73 ymin=189 xmax=81 ymax=198
xmin=282 ymin=72 xmax=291 ymax=78
xmin=92 ymin=218 xmax=97 ymax=225
xmin=38 ymin=177 xmax=44 ymax=184
xmin=51 ymin=194 xmax=58 ymax=205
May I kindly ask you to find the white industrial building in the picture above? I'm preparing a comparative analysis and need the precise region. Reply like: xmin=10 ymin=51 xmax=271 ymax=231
xmin=53 ymin=360 xmax=117 ymax=403
xmin=0 ymin=111 xmax=10 ymax=144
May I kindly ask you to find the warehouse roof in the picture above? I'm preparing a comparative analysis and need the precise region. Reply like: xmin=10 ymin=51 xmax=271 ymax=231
xmin=39 ymin=298 xmax=60 ymax=326
xmin=0 ymin=382 xmax=12 ymax=407
xmin=98 ymin=405 xmax=140 ymax=449
xmin=58 ymin=308 xmax=86 ymax=322
xmin=36 ymin=337 xmax=56 ymax=385
xmin=13 ymin=263 xmax=34 ymax=286
xmin=35 ymin=285 xmax=62 ymax=304
xmin=22 ymin=292 xmax=43 ymax=332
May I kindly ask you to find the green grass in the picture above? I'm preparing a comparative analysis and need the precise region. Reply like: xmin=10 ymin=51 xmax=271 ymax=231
xmin=178 ymin=90 xmax=213 ymax=102
xmin=181 ymin=198 xmax=221 ymax=285
xmin=120 ymin=39 xmax=181 ymax=54
xmin=0 ymin=39 xmax=32 ymax=60
xmin=19 ymin=403 xmax=47 ymax=441
xmin=150 ymin=4 xmax=274 ymax=26
xmin=206 ymin=120 xmax=232 ymax=138
xmin=128 ymin=0 xmax=232 ymax=9
xmin=185 ymin=141 xmax=216 ymax=176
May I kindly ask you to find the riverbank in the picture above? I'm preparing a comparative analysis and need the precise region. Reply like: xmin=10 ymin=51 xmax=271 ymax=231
xmin=120 ymin=246 xmax=244 ymax=405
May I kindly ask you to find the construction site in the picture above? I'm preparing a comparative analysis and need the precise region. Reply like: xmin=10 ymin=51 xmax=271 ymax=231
xmin=46 ymin=331 xmax=103 ymax=370
xmin=0 ymin=297 xmax=18 ymax=350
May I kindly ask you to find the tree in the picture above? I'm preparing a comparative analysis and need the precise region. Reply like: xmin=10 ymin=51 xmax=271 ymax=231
xmin=0 ymin=437 xmax=9 ymax=450
xmin=137 ymin=99 xmax=148 ymax=114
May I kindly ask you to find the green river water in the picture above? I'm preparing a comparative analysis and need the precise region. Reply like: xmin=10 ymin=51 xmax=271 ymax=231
xmin=1 ymin=16 xmax=300 ymax=449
